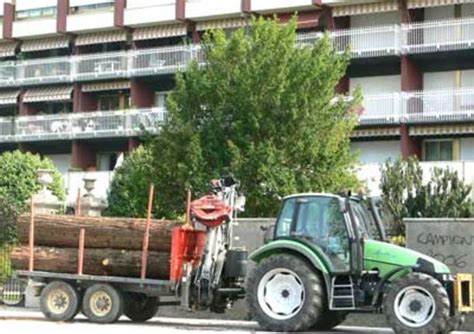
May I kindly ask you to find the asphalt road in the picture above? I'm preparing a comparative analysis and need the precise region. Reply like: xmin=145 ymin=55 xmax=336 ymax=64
xmin=0 ymin=308 xmax=473 ymax=333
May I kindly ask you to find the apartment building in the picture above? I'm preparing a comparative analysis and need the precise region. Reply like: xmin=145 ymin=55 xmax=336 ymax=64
xmin=0 ymin=0 xmax=472 ymax=199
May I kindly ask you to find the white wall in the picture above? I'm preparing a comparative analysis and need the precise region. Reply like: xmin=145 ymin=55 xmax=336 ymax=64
xmin=350 ymin=75 xmax=401 ymax=95
xmin=15 ymin=0 xmax=57 ymax=11
xmin=425 ymin=5 xmax=454 ymax=21
xmin=350 ymin=11 xmax=399 ymax=28
xmin=351 ymin=140 xmax=401 ymax=164
xmin=461 ymin=138 xmax=474 ymax=161
xmin=424 ymin=71 xmax=455 ymax=91
xmin=127 ymin=0 xmax=175 ymax=9
xmin=46 ymin=154 xmax=72 ymax=175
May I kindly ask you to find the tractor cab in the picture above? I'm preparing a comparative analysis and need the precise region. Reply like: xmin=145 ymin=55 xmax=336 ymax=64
xmin=248 ymin=192 xmax=474 ymax=332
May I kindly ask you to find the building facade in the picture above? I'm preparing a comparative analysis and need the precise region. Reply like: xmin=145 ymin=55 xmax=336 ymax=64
xmin=0 ymin=0 xmax=472 ymax=199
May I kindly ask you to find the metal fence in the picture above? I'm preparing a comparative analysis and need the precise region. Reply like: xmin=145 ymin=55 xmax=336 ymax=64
xmin=0 ymin=108 xmax=167 ymax=143
xmin=403 ymin=88 xmax=474 ymax=123
xmin=359 ymin=93 xmax=402 ymax=125
xmin=402 ymin=17 xmax=474 ymax=54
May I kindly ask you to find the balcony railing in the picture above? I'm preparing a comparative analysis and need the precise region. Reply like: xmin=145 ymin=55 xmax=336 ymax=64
xmin=359 ymin=93 xmax=402 ymax=125
xmin=331 ymin=25 xmax=401 ymax=58
xmin=0 ymin=108 xmax=166 ymax=143
xmin=402 ymin=17 xmax=474 ymax=54
xmin=403 ymin=88 xmax=474 ymax=123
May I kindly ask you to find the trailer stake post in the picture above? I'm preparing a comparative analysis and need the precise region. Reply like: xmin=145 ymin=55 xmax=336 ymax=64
xmin=141 ymin=184 xmax=154 ymax=279
xmin=28 ymin=197 xmax=35 ymax=272
xmin=78 ymin=228 xmax=85 ymax=275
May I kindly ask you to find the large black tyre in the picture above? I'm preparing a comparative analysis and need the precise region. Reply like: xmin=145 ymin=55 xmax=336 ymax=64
xmin=447 ymin=312 xmax=466 ymax=332
xmin=82 ymin=284 xmax=123 ymax=323
xmin=40 ymin=281 xmax=81 ymax=322
xmin=383 ymin=273 xmax=450 ymax=334
xmin=124 ymin=293 xmax=159 ymax=322
xmin=312 ymin=310 xmax=347 ymax=331
xmin=246 ymin=254 xmax=325 ymax=331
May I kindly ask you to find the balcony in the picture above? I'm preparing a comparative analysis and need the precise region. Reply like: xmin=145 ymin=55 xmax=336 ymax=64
xmin=0 ymin=108 xmax=166 ymax=144
xmin=124 ymin=0 xmax=177 ymax=26
xmin=67 ymin=10 xmax=115 ymax=33
xmin=186 ymin=0 xmax=242 ymax=20
xmin=402 ymin=17 xmax=474 ymax=54
xmin=251 ymin=0 xmax=318 ymax=13
xmin=12 ymin=18 xmax=57 ymax=39
xmin=359 ymin=93 xmax=402 ymax=126
xmin=297 ymin=25 xmax=400 ymax=58
xmin=403 ymin=89 xmax=474 ymax=124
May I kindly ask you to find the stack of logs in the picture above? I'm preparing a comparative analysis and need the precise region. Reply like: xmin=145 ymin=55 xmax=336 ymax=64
xmin=12 ymin=214 xmax=180 ymax=279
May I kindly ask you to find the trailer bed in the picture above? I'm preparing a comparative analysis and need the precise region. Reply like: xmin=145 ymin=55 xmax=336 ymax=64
xmin=16 ymin=270 xmax=176 ymax=297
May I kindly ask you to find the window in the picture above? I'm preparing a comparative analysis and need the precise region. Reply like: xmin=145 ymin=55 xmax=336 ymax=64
xmin=423 ymin=140 xmax=454 ymax=161
xmin=155 ymin=92 xmax=169 ymax=108
xmin=16 ymin=7 xmax=57 ymax=20
xmin=98 ymin=93 xmax=130 ymax=111
xmin=70 ymin=2 xmax=114 ymax=15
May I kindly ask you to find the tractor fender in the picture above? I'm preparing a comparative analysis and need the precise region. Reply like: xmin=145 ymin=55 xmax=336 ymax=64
xmin=249 ymin=240 xmax=331 ymax=296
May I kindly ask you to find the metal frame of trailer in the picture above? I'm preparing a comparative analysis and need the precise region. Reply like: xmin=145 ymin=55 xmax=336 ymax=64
xmin=15 ymin=270 xmax=177 ymax=298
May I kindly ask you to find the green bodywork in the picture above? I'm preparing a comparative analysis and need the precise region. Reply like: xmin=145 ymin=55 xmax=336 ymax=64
xmin=250 ymin=238 xmax=451 ymax=280
xmin=364 ymin=239 xmax=450 ymax=276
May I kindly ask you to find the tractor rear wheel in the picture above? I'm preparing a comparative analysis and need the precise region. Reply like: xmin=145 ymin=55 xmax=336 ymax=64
xmin=447 ymin=312 xmax=466 ymax=332
xmin=383 ymin=272 xmax=450 ymax=333
xmin=312 ymin=310 xmax=347 ymax=330
xmin=246 ymin=254 xmax=324 ymax=331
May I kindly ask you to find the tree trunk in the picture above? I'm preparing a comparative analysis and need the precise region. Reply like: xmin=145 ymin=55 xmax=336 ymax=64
xmin=17 ymin=214 xmax=180 ymax=252
xmin=11 ymin=246 xmax=170 ymax=280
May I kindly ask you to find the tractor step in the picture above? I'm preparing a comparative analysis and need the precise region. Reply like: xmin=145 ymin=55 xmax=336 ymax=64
xmin=330 ymin=276 xmax=355 ymax=310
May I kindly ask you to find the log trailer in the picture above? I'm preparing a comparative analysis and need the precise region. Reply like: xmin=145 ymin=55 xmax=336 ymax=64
xmin=14 ymin=182 xmax=474 ymax=333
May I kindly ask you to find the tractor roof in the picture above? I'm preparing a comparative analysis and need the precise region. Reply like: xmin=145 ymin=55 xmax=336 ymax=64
xmin=283 ymin=193 xmax=343 ymax=200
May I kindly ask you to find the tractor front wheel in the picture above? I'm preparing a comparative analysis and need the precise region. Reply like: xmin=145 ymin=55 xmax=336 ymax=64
xmin=246 ymin=254 xmax=324 ymax=331
xmin=383 ymin=272 xmax=450 ymax=333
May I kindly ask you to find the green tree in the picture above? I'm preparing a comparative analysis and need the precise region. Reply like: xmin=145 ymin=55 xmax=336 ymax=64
xmin=380 ymin=157 xmax=473 ymax=235
xmin=0 ymin=150 xmax=65 ymax=214
xmin=104 ymin=146 xmax=156 ymax=218
xmin=149 ymin=17 xmax=361 ymax=218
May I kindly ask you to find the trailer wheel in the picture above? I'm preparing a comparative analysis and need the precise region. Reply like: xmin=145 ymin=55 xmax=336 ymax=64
xmin=40 ymin=281 xmax=80 ymax=321
xmin=383 ymin=273 xmax=450 ymax=333
xmin=82 ymin=284 xmax=123 ymax=323
xmin=124 ymin=293 xmax=158 ymax=322
xmin=246 ymin=254 xmax=324 ymax=331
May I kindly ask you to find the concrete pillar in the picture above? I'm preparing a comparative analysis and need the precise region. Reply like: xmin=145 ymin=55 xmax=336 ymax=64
xmin=114 ymin=0 xmax=126 ymax=28
xmin=73 ymin=83 xmax=98 ymax=112
xmin=72 ymin=141 xmax=96 ymax=170
xmin=130 ymin=79 xmax=155 ymax=108
xmin=400 ymin=56 xmax=423 ymax=159
xmin=3 ymin=2 xmax=14 ymax=40
xmin=57 ymin=0 xmax=69 ymax=34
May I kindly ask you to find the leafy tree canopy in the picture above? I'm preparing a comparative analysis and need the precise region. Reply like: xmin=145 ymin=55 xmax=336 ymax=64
xmin=107 ymin=17 xmax=361 ymax=218
xmin=0 ymin=150 xmax=65 ymax=214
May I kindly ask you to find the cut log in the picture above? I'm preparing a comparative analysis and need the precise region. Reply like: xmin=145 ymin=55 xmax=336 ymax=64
xmin=17 ymin=214 xmax=181 ymax=252
xmin=11 ymin=246 xmax=170 ymax=280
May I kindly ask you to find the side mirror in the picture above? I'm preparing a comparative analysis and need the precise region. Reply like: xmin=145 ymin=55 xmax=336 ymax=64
xmin=235 ymin=195 xmax=246 ymax=213
xmin=339 ymin=198 xmax=347 ymax=213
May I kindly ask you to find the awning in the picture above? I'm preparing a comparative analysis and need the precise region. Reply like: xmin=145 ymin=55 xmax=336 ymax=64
xmin=333 ymin=1 xmax=399 ymax=17
xmin=0 ymin=42 xmax=18 ymax=58
xmin=0 ymin=90 xmax=20 ymax=105
xmin=410 ymin=124 xmax=474 ymax=136
xmin=82 ymin=81 xmax=131 ymax=92
xmin=133 ymin=24 xmax=187 ymax=41
xmin=407 ymin=0 xmax=471 ymax=8
xmin=23 ymin=86 xmax=74 ymax=103
xmin=21 ymin=36 xmax=70 ymax=53
xmin=351 ymin=127 xmax=400 ymax=138
xmin=75 ymin=30 xmax=127 ymax=46
xmin=196 ymin=17 xmax=249 ymax=31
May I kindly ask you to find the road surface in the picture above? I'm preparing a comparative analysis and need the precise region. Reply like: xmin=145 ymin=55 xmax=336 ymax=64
xmin=0 ymin=309 xmax=473 ymax=333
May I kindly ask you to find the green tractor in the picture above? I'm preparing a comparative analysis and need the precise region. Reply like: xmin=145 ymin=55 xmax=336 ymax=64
xmin=246 ymin=193 xmax=473 ymax=333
